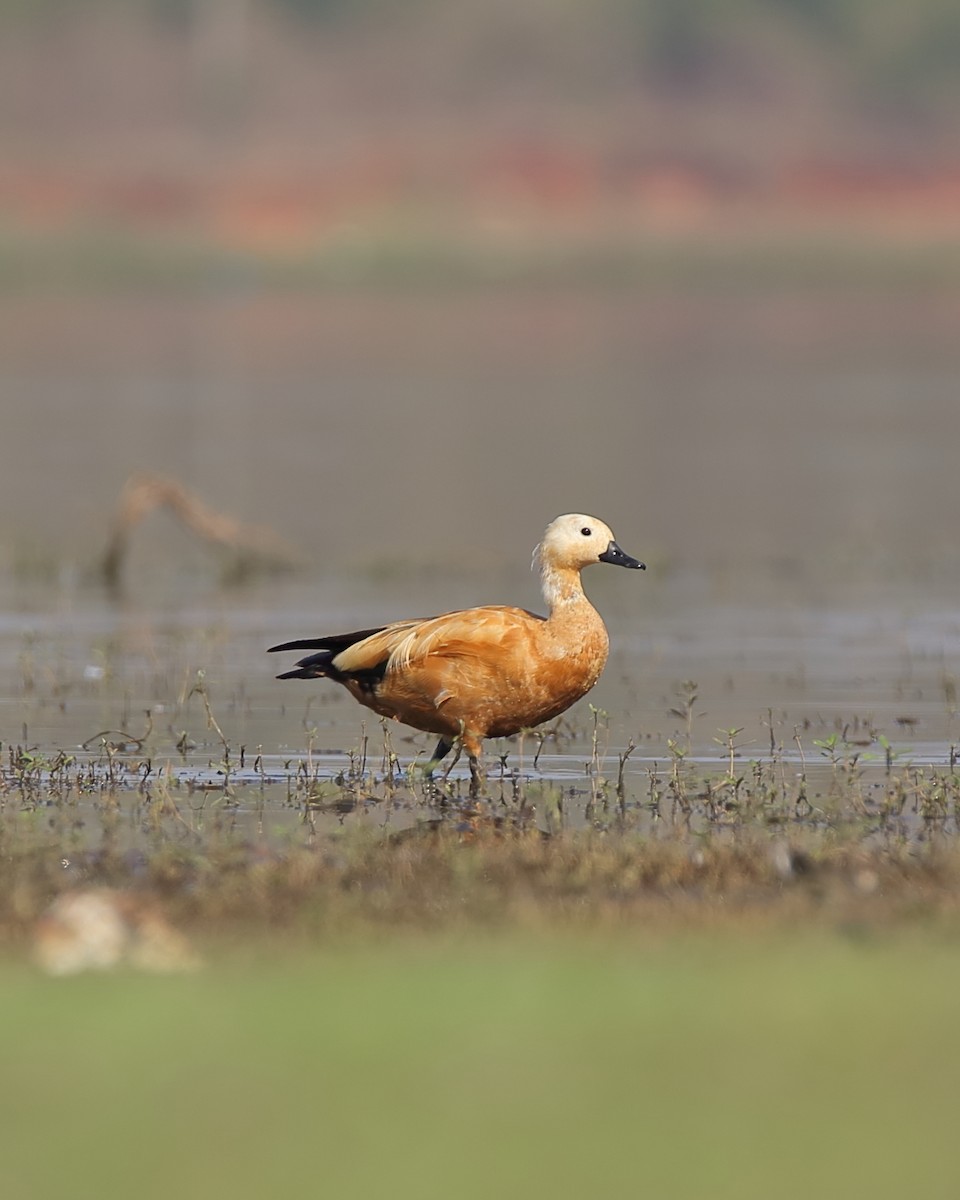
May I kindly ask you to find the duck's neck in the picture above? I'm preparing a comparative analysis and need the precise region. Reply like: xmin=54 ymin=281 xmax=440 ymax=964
xmin=540 ymin=564 xmax=591 ymax=615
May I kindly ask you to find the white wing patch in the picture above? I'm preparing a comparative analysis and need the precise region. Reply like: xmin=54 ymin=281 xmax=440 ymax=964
xmin=388 ymin=612 xmax=475 ymax=671
xmin=389 ymin=624 xmax=444 ymax=671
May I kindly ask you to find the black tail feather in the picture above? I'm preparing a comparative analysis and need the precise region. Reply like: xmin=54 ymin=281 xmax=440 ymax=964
xmin=268 ymin=626 xmax=386 ymax=656
xmin=270 ymin=625 xmax=392 ymax=684
xmin=273 ymin=648 xmax=336 ymax=680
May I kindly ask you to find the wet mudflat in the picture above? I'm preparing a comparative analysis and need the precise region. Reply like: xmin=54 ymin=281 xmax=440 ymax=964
xmin=4 ymin=565 xmax=960 ymax=946
xmin=3 ymin=278 xmax=960 ymax=940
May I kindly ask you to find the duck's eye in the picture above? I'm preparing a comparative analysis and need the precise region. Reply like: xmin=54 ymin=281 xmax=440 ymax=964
xmin=580 ymin=526 xmax=592 ymax=537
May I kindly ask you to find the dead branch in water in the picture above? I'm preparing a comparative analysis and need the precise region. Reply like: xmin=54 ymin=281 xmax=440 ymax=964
xmin=100 ymin=471 xmax=304 ymax=588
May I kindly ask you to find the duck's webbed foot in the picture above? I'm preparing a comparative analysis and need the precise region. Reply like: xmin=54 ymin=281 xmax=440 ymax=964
xmin=422 ymin=737 xmax=462 ymax=796
xmin=422 ymin=732 xmax=484 ymax=795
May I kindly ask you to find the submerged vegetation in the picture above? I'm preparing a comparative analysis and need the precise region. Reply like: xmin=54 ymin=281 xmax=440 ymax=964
xmin=5 ymin=682 xmax=960 ymax=953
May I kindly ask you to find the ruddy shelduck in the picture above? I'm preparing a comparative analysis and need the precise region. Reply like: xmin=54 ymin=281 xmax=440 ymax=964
xmin=269 ymin=514 xmax=644 ymax=789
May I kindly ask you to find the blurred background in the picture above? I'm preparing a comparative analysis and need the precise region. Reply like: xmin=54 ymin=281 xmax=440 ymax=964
xmin=4 ymin=19 xmax=960 ymax=1197
xmin=1 ymin=0 xmax=959 ymax=602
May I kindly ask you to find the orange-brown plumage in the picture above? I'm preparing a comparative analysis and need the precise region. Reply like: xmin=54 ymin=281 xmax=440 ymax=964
xmin=269 ymin=514 xmax=644 ymax=788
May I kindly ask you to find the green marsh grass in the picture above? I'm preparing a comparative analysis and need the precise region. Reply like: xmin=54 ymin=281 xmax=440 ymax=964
xmin=2 ymin=932 xmax=960 ymax=1200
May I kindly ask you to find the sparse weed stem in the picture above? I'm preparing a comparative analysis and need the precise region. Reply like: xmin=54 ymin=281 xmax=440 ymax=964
xmin=813 ymin=731 xmax=842 ymax=768
xmin=184 ymin=670 xmax=233 ymax=794
xmin=761 ymin=707 xmax=779 ymax=758
xmin=350 ymin=724 xmax=369 ymax=785
xmin=712 ymin=726 xmax=752 ymax=784
xmin=812 ymin=730 xmax=866 ymax=804
xmin=587 ymin=704 xmax=609 ymax=779
xmin=793 ymin=727 xmax=807 ymax=773
xmin=616 ymin=738 xmax=637 ymax=808
xmin=668 ymin=680 xmax=703 ymax=748
xmin=874 ymin=733 xmax=914 ymax=779
xmin=646 ymin=763 xmax=663 ymax=819
xmin=378 ymin=718 xmax=401 ymax=791
xmin=666 ymin=738 xmax=690 ymax=819
xmin=584 ymin=772 xmax=609 ymax=825
xmin=302 ymin=723 xmax=320 ymax=786
xmin=793 ymin=772 xmax=812 ymax=819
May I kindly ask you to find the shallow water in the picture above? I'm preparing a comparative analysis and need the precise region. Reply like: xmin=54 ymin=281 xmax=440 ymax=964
xmin=3 ymin=569 xmax=959 ymax=849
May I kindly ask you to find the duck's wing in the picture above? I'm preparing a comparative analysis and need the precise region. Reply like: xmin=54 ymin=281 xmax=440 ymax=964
xmin=271 ymin=607 xmax=545 ymax=681
xmin=364 ymin=606 xmax=545 ymax=673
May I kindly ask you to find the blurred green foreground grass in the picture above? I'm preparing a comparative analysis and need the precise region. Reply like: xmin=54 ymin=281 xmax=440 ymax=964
xmin=1 ymin=932 xmax=957 ymax=1200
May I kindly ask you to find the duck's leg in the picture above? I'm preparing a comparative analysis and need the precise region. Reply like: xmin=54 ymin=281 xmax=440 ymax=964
xmin=463 ymin=734 xmax=485 ymax=797
xmin=422 ymin=737 xmax=454 ymax=777
xmin=431 ymin=738 xmax=454 ymax=765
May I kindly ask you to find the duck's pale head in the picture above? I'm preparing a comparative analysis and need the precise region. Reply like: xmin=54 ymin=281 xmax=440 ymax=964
xmin=535 ymin=513 xmax=645 ymax=575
